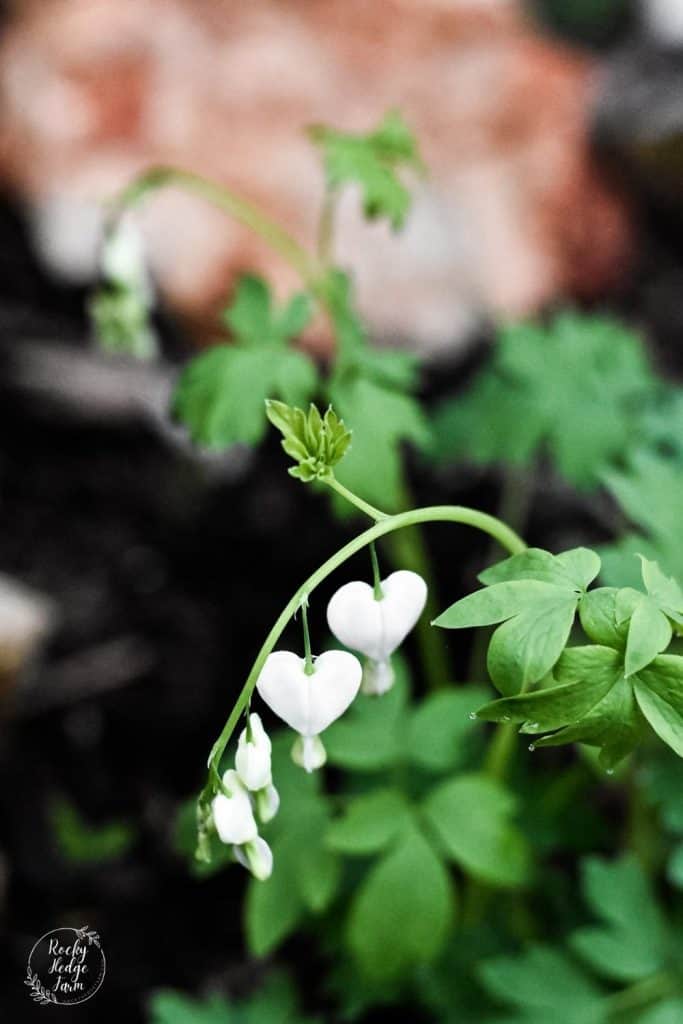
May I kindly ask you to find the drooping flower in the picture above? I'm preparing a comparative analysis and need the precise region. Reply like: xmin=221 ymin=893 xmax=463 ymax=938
xmin=235 ymin=712 xmax=272 ymax=791
xmin=255 ymin=783 xmax=280 ymax=824
xmin=234 ymin=836 xmax=273 ymax=881
xmin=327 ymin=570 xmax=427 ymax=693
xmin=256 ymin=649 xmax=362 ymax=771
xmin=211 ymin=769 xmax=258 ymax=846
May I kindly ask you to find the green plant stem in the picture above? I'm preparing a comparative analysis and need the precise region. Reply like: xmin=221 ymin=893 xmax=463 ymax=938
xmin=317 ymin=186 xmax=338 ymax=267
xmin=325 ymin=474 xmax=389 ymax=521
xmin=369 ymin=542 xmax=383 ymax=600
xmin=202 ymin=504 xmax=525 ymax=793
xmin=604 ymin=972 xmax=678 ymax=1018
xmin=109 ymin=166 xmax=321 ymax=291
xmin=300 ymin=599 xmax=315 ymax=676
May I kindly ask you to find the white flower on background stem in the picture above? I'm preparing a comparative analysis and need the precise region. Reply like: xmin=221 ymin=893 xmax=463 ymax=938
xmin=235 ymin=712 xmax=272 ymax=791
xmin=256 ymin=649 xmax=362 ymax=772
xmin=255 ymin=783 xmax=280 ymax=824
xmin=234 ymin=836 xmax=273 ymax=881
xmin=211 ymin=769 xmax=258 ymax=845
xmin=327 ymin=570 xmax=427 ymax=694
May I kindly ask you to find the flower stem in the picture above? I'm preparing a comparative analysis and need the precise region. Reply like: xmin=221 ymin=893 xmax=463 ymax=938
xmin=109 ymin=166 xmax=321 ymax=291
xmin=369 ymin=542 xmax=384 ymax=600
xmin=325 ymin=474 xmax=390 ymax=521
xmin=203 ymin=504 xmax=525 ymax=791
xmin=301 ymin=599 xmax=315 ymax=676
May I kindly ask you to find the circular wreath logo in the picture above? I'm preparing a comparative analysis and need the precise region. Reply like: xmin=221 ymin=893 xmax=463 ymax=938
xmin=25 ymin=925 xmax=106 ymax=1006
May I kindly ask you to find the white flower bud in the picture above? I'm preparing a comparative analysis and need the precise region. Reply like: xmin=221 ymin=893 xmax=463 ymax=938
xmin=101 ymin=215 xmax=153 ymax=304
xmin=291 ymin=735 xmax=327 ymax=773
xmin=362 ymin=658 xmax=395 ymax=695
xmin=256 ymin=649 xmax=362 ymax=739
xmin=327 ymin=571 xmax=427 ymax=665
xmin=235 ymin=712 xmax=272 ymax=791
xmin=255 ymin=784 xmax=280 ymax=823
xmin=234 ymin=836 xmax=273 ymax=881
xmin=211 ymin=769 xmax=258 ymax=845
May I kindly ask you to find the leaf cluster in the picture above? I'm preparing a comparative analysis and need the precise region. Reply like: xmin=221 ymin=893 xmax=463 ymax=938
xmin=265 ymin=401 xmax=351 ymax=481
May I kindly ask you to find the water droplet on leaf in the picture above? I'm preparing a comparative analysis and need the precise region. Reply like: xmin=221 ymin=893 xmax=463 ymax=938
xmin=528 ymin=743 xmax=536 ymax=752
xmin=468 ymin=712 xmax=477 ymax=720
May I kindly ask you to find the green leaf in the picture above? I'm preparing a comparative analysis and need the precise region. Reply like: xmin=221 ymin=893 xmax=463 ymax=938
xmin=636 ymin=1002 xmax=683 ymax=1024
xmin=534 ymin=674 xmax=643 ymax=770
xmin=346 ymin=826 xmax=455 ymax=980
xmin=423 ymin=773 xmax=530 ymax=887
xmin=222 ymin=274 xmax=312 ymax=348
xmin=434 ymin=580 xmax=571 ymax=629
xmin=406 ymin=685 xmax=489 ymax=772
xmin=148 ymin=991 xmax=236 ymax=1024
xmin=51 ymin=796 xmax=135 ymax=864
xmin=173 ymin=345 xmax=317 ymax=448
xmin=485 ymin=596 xmax=578 ymax=696
xmin=435 ymin=553 xmax=590 ymax=695
xmin=173 ymin=276 xmax=318 ymax=449
xmin=640 ymin=556 xmax=683 ymax=622
xmin=478 ymin=945 xmax=605 ymax=1024
xmin=324 ymin=659 xmax=409 ymax=771
xmin=624 ymin=596 xmax=672 ymax=676
xmin=310 ymin=110 xmax=421 ymax=230
xmin=431 ymin=312 xmax=653 ymax=488
xmin=579 ymin=589 xmax=628 ymax=648
xmin=569 ymin=855 xmax=668 ymax=982
xmin=634 ymin=656 xmax=683 ymax=757
xmin=326 ymin=789 xmax=413 ymax=855
xmin=600 ymin=452 xmax=683 ymax=586
xmin=480 ymin=547 xmax=600 ymax=590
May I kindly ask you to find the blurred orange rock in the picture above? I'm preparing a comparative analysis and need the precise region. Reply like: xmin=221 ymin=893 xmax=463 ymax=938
xmin=0 ymin=0 xmax=633 ymax=353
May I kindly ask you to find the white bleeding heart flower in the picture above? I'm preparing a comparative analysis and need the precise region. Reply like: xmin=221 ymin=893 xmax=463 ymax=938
xmin=255 ymin=783 xmax=280 ymax=823
xmin=327 ymin=570 xmax=428 ymax=693
xmin=256 ymin=649 xmax=362 ymax=771
xmin=211 ymin=770 xmax=258 ymax=845
xmin=235 ymin=712 xmax=272 ymax=791
xmin=291 ymin=734 xmax=327 ymax=772
xmin=234 ymin=836 xmax=273 ymax=881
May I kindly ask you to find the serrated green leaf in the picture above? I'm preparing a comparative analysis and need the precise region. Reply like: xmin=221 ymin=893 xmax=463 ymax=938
xmin=431 ymin=312 xmax=653 ymax=488
xmin=326 ymin=789 xmax=413 ymax=855
xmin=423 ymin=773 xmax=530 ymax=887
xmin=311 ymin=110 xmax=421 ymax=230
xmin=223 ymin=274 xmax=311 ymax=348
xmin=346 ymin=826 xmax=455 ymax=980
xmin=634 ymin=656 xmax=683 ymax=757
xmin=480 ymin=547 xmax=599 ymax=590
xmin=569 ymin=855 xmax=668 ymax=982
xmin=640 ymin=556 xmax=683 ymax=622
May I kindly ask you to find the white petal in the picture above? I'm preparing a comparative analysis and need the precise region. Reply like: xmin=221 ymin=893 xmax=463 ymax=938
xmin=235 ymin=712 xmax=272 ymax=791
xmin=234 ymin=836 xmax=273 ymax=880
xmin=212 ymin=784 xmax=257 ymax=846
xmin=256 ymin=649 xmax=361 ymax=736
xmin=362 ymin=658 xmax=395 ymax=695
xmin=327 ymin=570 xmax=427 ymax=661
xmin=255 ymin=784 xmax=280 ymax=823
xmin=291 ymin=734 xmax=327 ymax=772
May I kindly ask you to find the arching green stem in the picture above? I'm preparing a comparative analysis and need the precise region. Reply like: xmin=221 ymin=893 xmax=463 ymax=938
xmin=204 ymin=505 xmax=525 ymax=790
xmin=108 ymin=166 xmax=320 ymax=291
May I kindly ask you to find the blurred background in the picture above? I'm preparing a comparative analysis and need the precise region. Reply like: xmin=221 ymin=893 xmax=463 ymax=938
xmin=1 ymin=0 xmax=683 ymax=1021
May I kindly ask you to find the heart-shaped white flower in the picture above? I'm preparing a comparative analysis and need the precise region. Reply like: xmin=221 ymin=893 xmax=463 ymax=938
xmin=211 ymin=770 xmax=258 ymax=845
xmin=327 ymin=570 xmax=427 ymax=660
xmin=256 ymin=650 xmax=362 ymax=737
